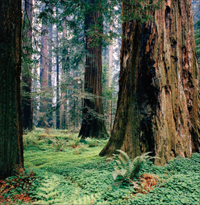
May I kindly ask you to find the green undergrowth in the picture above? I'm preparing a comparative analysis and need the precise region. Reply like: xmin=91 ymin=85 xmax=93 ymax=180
xmin=22 ymin=128 xmax=200 ymax=204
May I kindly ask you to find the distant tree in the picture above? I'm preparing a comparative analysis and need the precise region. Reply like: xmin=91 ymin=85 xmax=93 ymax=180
xmin=108 ymin=25 xmax=114 ymax=133
xmin=34 ymin=0 xmax=119 ymax=131
xmin=0 ymin=0 xmax=24 ymax=179
xmin=79 ymin=0 xmax=108 ymax=139
xmin=56 ymin=8 xmax=60 ymax=129
xmin=47 ymin=23 xmax=53 ymax=127
xmin=100 ymin=0 xmax=199 ymax=164
xmin=22 ymin=0 xmax=33 ymax=131
xmin=38 ymin=5 xmax=49 ymax=127
xmin=60 ymin=22 xmax=67 ymax=129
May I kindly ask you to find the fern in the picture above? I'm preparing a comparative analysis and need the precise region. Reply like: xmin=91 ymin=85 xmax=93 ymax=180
xmin=68 ymin=136 xmax=82 ymax=148
xmin=85 ymin=137 xmax=99 ymax=147
xmin=35 ymin=175 xmax=65 ymax=204
xmin=71 ymin=194 xmax=96 ymax=205
xmin=112 ymin=150 xmax=159 ymax=182
xmin=52 ymin=138 xmax=65 ymax=151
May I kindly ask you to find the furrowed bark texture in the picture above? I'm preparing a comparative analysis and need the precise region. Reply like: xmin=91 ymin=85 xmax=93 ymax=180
xmin=79 ymin=2 xmax=108 ymax=139
xmin=0 ymin=0 xmax=24 ymax=179
xmin=22 ymin=0 xmax=33 ymax=130
xmin=100 ymin=0 xmax=199 ymax=165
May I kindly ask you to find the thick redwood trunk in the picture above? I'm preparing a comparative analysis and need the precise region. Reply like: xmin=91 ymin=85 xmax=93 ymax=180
xmin=79 ymin=1 xmax=108 ymax=139
xmin=100 ymin=0 xmax=199 ymax=165
xmin=22 ymin=0 xmax=33 ymax=131
xmin=0 ymin=0 xmax=23 ymax=179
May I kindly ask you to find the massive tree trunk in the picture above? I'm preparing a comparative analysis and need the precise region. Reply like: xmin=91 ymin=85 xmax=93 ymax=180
xmin=22 ymin=0 xmax=33 ymax=131
xmin=0 ymin=0 xmax=24 ymax=179
xmin=79 ymin=1 xmax=108 ymax=139
xmin=100 ymin=0 xmax=199 ymax=165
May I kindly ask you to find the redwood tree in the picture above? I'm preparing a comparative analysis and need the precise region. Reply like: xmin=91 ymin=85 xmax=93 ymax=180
xmin=38 ymin=15 xmax=48 ymax=127
xmin=0 ymin=0 xmax=24 ymax=178
xmin=47 ymin=23 xmax=53 ymax=127
xmin=79 ymin=0 xmax=108 ymax=138
xmin=100 ymin=0 xmax=199 ymax=164
xmin=60 ymin=22 xmax=67 ymax=129
xmin=108 ymin=24 xmax=114 ymax=133
xmin=56 ymin=18 xmax=60 ymax=129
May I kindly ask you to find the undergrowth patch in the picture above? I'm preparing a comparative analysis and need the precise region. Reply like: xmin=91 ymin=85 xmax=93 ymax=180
xmin=1 ymin=128 xmax=199 ymax=204
xmin=0 ymin=170 xmax=38 ymax=204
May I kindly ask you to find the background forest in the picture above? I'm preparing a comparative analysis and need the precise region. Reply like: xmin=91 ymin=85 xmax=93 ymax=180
xmin=21 ymin=0 xmax=121 ymax=133
xmin=0 ymin=0 xmax=200 ymax=204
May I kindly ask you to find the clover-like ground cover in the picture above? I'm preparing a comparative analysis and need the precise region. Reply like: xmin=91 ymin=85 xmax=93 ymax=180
xmin=1 ymin=128 xmax=199 ymax=204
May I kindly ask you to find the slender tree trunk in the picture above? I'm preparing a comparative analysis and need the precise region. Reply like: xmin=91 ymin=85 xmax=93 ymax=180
xmin=60 ymin=86 xmax=66 ymax=129
xmin=39 ymin=17 xmax=48 ymax=127
xmin=22 ymin=0 xmax=33 ymax=130
xmin=40 ymin=28 xmax=48 ymax=91
xmin=0 ymin=0 xmax=24 ymax=179
xmin=60 ymin=22 xmax=67 ymax=129
xmin=47 ymin=24 xmax=53 ymax=127
xmin=56 ymin=21 xmax=60 ymax=129
xmin=79 ymin=1 xmax=108 ymax=139
xmin=100 ymin=0 xmax=199 ymax=165
xmin=108 ymin=25 xmax=113 ymax=133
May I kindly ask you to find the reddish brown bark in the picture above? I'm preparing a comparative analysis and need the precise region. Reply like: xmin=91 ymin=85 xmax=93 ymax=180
xmin=100 ymin=0 xmax=199 ymax=164
xmin=38 ymin=18 xmax=49 ymax=127
xmin=79 ymin=1 xmax=108 ymax=138
xmin=0 ymin=0 xmax=23 ymax=179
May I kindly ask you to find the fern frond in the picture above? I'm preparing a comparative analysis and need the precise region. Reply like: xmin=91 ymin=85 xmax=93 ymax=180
xmin=117 ymin=154 xmax=127 ymax=169
xmin=117 ymin=149 xmax=130 ymax=161
xmin=72 ymin=194 xmax=97 ymax=205
xmin=111 ymin=150 xmax=159 ymax=181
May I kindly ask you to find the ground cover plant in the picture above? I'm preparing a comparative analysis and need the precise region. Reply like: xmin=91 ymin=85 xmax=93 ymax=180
xmin=0 ymin=128 xmax=199 ymax=204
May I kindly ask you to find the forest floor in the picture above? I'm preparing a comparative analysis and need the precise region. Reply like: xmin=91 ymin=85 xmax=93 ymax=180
xmin=0 ymin=128 xmax=200 ymax=204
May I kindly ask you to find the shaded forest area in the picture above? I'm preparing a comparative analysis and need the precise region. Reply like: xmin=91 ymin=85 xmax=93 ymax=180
xmin=0 ymin=0 xmax=200 ymax=204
